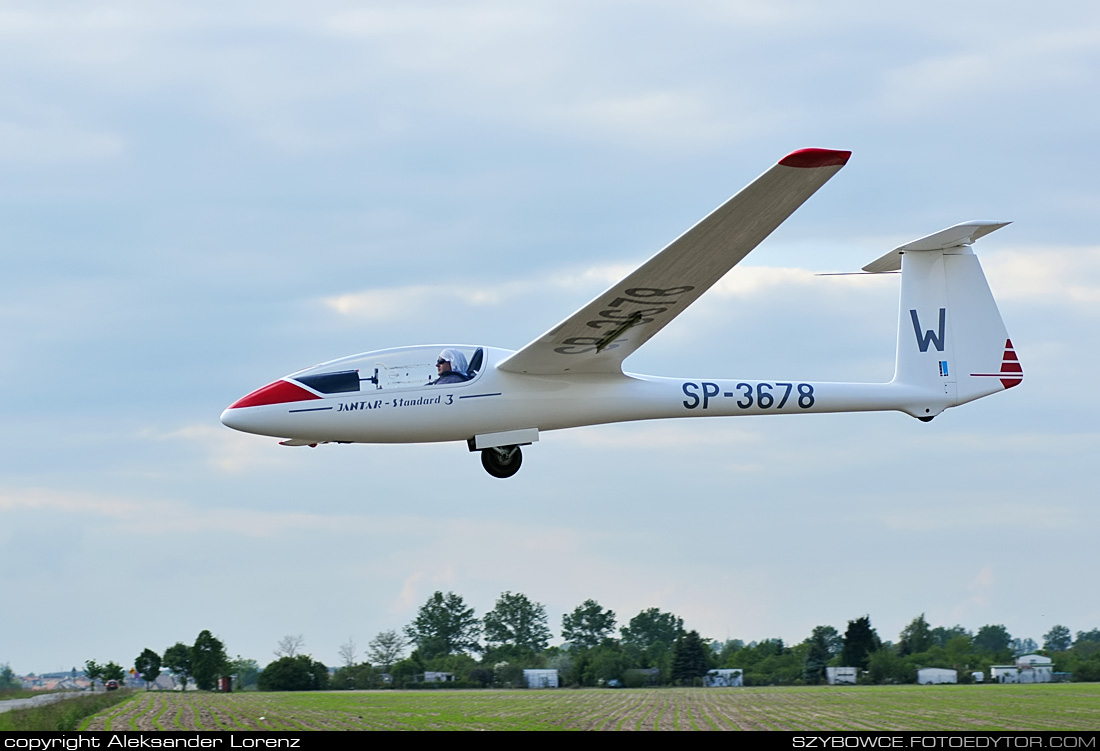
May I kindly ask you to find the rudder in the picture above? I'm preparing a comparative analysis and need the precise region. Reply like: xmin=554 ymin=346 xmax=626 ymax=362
xmin=865 ymin=221 xmax=1020 ymax=418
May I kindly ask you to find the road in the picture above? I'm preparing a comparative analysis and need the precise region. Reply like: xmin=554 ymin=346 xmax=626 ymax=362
xmin=0 ymin=691 xmax=89 ymax=714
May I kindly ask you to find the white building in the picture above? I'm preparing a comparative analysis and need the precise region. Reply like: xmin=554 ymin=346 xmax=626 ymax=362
xmin=1016 ymin=654 xmax=1054 ymax=683
xmin=523 ymin=669 xmax=559 ymax=689
xmin=826 ymin=667 xmax=858 ymax=685
xmin=917 ymin=668 xmax=957 ymax=685
xmin=989 ymin=666 xmax=1019 ymax=683
xmin=422 ymin=671 xmax=455 ymax=683
xmin=704 ymin=669 xmax=743 ymax=687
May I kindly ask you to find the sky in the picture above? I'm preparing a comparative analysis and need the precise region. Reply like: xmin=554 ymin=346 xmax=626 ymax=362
xmin=2 ymin=1 xmax=1099 ymax=675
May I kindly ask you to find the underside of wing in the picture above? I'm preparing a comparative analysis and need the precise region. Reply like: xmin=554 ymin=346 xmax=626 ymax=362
xmin=497 ymin=149 xmax=851 ymax=376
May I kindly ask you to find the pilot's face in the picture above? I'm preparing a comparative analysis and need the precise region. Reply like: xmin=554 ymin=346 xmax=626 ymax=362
xmin=436 ymin=358 xmax=452 ymax=374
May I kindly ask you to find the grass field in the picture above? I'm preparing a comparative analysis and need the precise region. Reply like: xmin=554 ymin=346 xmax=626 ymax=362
xmin=80 ymin=683 xmax=1100 ymax=731
xmin=1 ymin=690 xmax=132 ymax=732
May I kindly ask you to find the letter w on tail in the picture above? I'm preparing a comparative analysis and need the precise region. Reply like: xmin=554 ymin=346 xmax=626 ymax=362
xmin=910 ymin=308 xmax=946 ymax=352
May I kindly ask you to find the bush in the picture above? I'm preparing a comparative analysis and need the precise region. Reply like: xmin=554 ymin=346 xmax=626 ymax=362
xmin=258 ymin=656 xmax=329 ymax=691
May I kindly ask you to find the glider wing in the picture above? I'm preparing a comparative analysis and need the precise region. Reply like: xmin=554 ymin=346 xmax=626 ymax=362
xmin=497 ymin=148 xmax=851 ymax=375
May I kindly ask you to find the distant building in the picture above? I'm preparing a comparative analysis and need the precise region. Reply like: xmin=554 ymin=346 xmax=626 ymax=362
xmin=422 ymin=671 xmax=455 ymax=683
xmin=989 ymin=666 xmax=1019 ymax=683
xmin=523 ymin=669 xmax=559 ymax=689
xmin=1016 ymin=654 xmax=1054 ymax=684
xmin=826 ymin=667 xmax=858 ymax=685
xmin=704 ymin=669 xmax=743 ymax=687
xmin=917 ymin=668 xmax=957 ymax=685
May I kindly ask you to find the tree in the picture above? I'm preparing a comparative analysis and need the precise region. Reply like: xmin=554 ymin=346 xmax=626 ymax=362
xmin=840 ymin=616 xmax=880 ymax=670
xmin=803 ymin=626 xmax=836 ymax=684
xmin=1 ymin=663 xmax=21 ymax=691
xmin=258 ymin=655 xmax=329 ymax=691
xmin=162 ymin=643 xmax=192 ymax=691
xmin=332 ymin=662 xmax=385 ymax=690
xmin=103 ymin=662 xmax=126 ymax=685
xmin=670 ymin=631 xmax=710 ymax=686
xmin=405 ymin=591 xmax=480 ymax=659
xmin=192 ymin=630 xmax=229 ymax=691
xmin=974 ymin=625 xmax=1011 ymax=656
xmin=84 ymin=659 xmax=104 ymax=691
xmin=135 ymin=648 xmax=161 ymax=689
xmin=367 ymin=629 xmax=405 ymax=671
xmin=1074 ymin=629 xmax=1100 ymax=659
xmin=867 ymin=647 xmax=914 ymax=684
xmin=482 ymin=591 xmax=552 ymax=653
xmin=1043 ymin=625 xmax=1072 ymax=652
xmin=621 ymin=609 xmax=684 ymax=655
xmin=1011 ymin=637 xmax=1038 ymax=657
xmin=930 ymin=625 xmax=971 ymax=648
xmin=945 ymin=634 xmax=973 ymax=667
xmin=337 ymin=637 xmax=358 ymax=669
xmin=229 ymin=657 xmax=260 ymax=690
xmin=274 ymin=634 xmax=305 ymax=659
xmin=561 ymin=599 xmax=616 ymax=650
xmin=1075 ymin=629 xmax=1100 ymax=645
xmin=898 ymin=614 xmax=933 ymax=656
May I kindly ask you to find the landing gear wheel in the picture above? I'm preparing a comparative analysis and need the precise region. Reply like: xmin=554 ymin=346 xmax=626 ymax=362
xmin=481 ymin=445 xmax=523 ymax=478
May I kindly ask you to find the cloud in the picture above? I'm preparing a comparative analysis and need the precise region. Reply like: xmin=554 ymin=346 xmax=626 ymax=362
xmin=0 ymin=487 xmax=386 ymax=538
xmin=141 ymin=423 xmax=291 ymax=474
xmin=322 ymin=261 xmax=870 ymax=322
xmin=568 ymin=422 xmax=763 ymax=451
xmin=0 ymin=120 xmax=123 ymax=162
xmin=878 ymin=502 xmax=1076 ymax=533
xmin=548 ymin=89 xmax=757 ymax=150
xmin=983 ymin=247 xmax=1100 ymax=306
xmin=323 ymin=263 xmax=634 ymax=320
xmin=874 ymin=23 xmax=1100 ymax=119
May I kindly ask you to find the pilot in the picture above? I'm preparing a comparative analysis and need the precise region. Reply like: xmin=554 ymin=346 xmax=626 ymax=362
xmin=432 ymin=349 xmax=470 ymax=385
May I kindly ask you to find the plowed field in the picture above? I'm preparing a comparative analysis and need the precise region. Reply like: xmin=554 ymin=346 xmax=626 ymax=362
xmin=82 ymin=683 xmax=1100 ymax=731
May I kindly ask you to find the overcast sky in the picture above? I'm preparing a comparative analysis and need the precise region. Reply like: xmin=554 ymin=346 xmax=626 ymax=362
xmin=2 ymin=1 xmax=1099 ymax=675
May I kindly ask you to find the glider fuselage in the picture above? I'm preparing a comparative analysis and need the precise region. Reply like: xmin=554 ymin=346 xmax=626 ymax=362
xmin=220 ymin=344 xmax=956 ymax=446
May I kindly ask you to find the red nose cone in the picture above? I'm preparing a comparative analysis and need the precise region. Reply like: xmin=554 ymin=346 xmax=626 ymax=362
xmin=227 ymin=380 xmax=321 ymax=409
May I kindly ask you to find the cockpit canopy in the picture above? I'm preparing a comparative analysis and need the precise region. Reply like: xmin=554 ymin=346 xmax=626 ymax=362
xmin=288 ymin=345 xmax=484 ymax=395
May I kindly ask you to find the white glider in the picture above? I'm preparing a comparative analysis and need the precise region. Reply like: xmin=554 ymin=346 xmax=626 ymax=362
xmin=221 ymin=149 xmax=1021 ymax=477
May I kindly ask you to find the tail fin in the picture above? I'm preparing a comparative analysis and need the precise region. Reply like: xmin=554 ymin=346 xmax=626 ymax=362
xmin=864 ymin=221 xmax=1021 ymax=419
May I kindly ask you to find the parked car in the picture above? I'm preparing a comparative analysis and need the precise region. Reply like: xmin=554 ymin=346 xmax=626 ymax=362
xmin=105 ymin=680 xmax=119 ymax=691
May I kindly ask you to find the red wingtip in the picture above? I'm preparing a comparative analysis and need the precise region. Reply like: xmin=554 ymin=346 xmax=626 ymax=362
xmin=227 ymin=380 xmax=321 ymax=409
xmin=779 ymin=148 xmax=852 ymax=168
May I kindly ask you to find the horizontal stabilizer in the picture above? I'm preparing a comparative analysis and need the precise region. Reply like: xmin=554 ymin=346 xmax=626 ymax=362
xmin=863 ymin=221 xmax=1010 ymax=273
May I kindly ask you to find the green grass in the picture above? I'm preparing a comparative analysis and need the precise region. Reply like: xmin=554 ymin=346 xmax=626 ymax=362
xmin=76 ymin=683 xmax=1100 ymax=732
xmin=0 ymin=691 xmax=134 ymax=731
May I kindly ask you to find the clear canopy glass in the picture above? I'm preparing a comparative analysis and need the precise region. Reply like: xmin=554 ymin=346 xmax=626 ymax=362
xmin=288 ymin=345 xmax=484 ymax=394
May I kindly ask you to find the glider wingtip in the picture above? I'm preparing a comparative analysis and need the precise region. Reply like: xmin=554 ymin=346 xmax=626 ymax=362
xmin=779 ymin=148 xmax=852 ymax=169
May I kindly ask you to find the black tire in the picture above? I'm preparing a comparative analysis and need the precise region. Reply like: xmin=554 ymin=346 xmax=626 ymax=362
xmin=481 ymin=446 xmax=522 ymax=478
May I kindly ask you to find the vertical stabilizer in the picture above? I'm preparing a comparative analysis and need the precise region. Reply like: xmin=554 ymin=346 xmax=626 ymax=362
xmin=866 ymin=222 xmax=1020 ymax=419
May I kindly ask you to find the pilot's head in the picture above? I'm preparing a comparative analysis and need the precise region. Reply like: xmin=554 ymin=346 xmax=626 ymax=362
xmin=436 ymin=348 xmax=467 ymax=377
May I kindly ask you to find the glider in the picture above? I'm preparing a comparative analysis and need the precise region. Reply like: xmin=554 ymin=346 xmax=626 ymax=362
xmin=221 ymin=149 xmax=1021 ymax=477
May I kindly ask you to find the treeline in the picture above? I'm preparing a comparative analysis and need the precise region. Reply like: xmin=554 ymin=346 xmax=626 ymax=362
xmin=720 ymin=618 xmax=1100 ymax=686
xmin=326 ymin=593 xmax=1100 ymax=690
xmin=80 ymin=593 xmax=1100 ymax=692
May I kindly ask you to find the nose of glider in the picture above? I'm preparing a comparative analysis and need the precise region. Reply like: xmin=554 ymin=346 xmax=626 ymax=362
xmin=221 ymin=379 xmax=322 ymax=434
xmin=220 ymin=406 xmax=245 ymax=431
